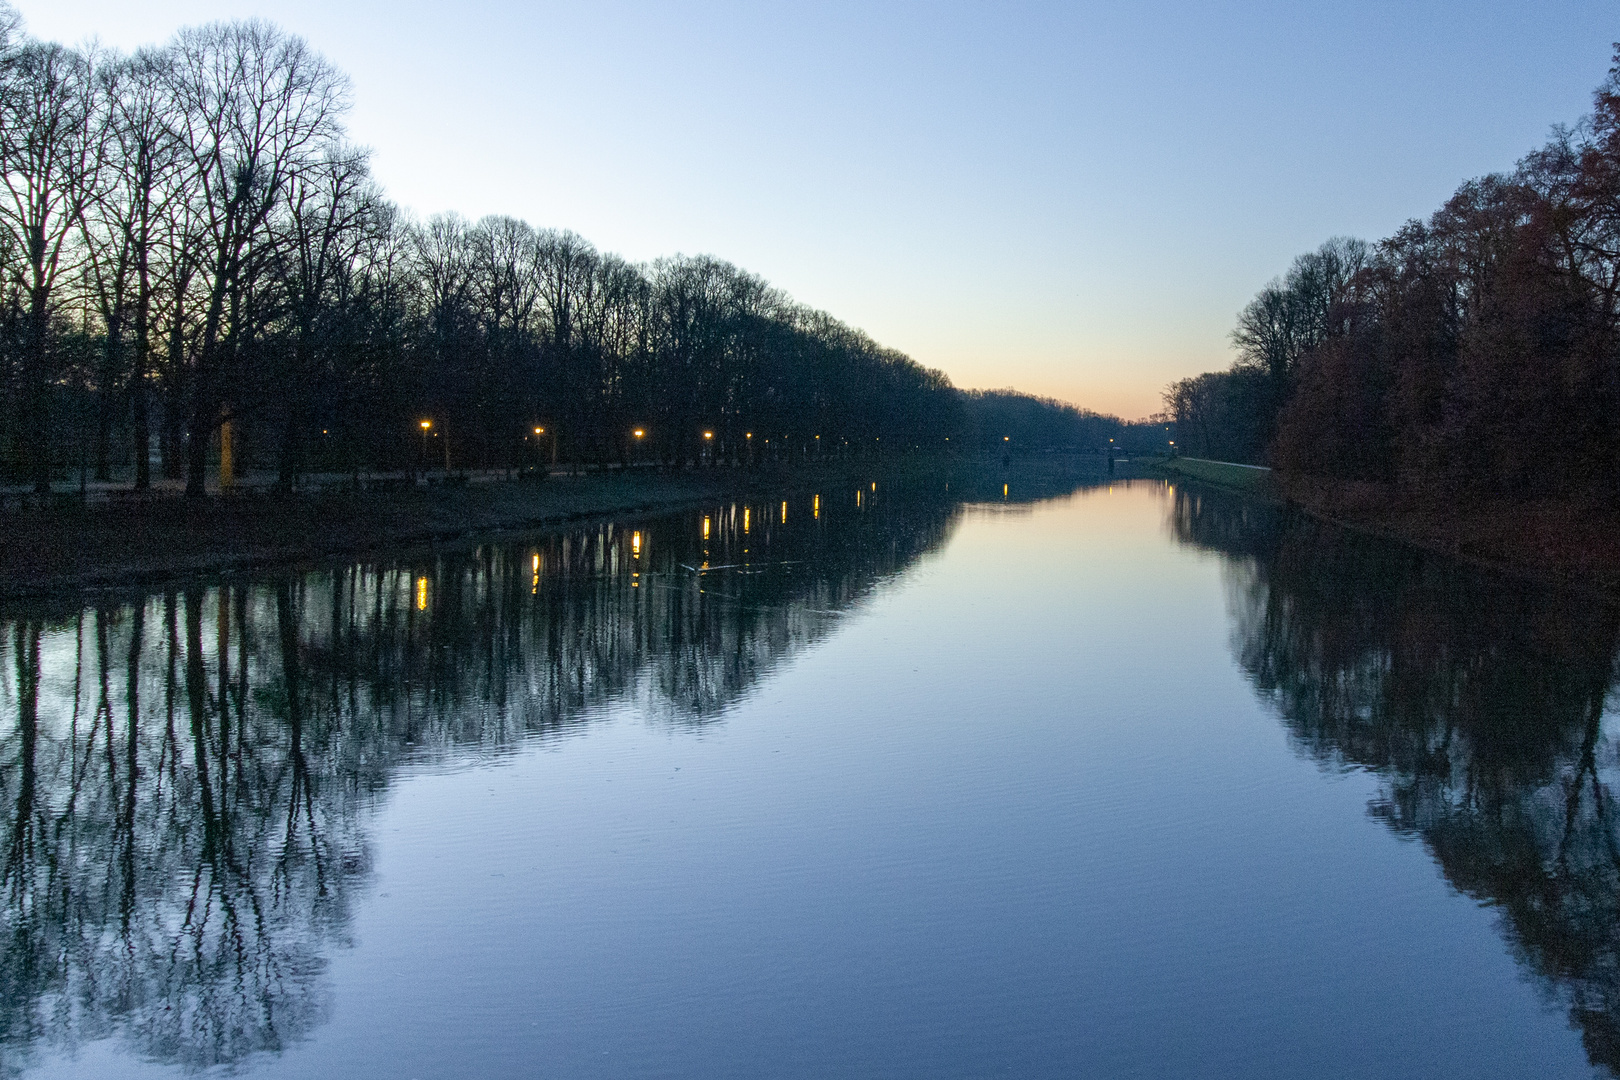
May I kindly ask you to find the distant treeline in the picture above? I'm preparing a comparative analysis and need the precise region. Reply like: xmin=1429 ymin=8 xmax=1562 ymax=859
xmin=1168 ymin=52 xmax=1620 ymax=505
xmin=0 ymin=9 xmax=1146 ymax=496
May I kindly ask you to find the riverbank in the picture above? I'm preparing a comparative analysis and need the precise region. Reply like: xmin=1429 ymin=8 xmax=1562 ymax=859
xmin=0 ymin=457 xmax=1115 ymax=602
xmin=1153 ymin=456 xmax=1620 ymax=592
xmin=1152 ymin=456 xmax=1276 ymax=497
xmin=1277 ymin=479 xmax=1620 ymax=593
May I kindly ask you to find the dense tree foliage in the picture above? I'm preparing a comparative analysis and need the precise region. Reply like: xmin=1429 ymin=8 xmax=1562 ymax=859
xmin=1170 ymin=53 xmax=1620 ymax=501
xmin=0 ymin=10 xmax=1126 ymax=497
xmin=1164 ymin=237 xmax=1369 ymax=465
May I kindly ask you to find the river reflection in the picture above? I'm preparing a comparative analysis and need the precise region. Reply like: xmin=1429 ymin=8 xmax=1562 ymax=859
xmin=8 ymin=472 xmax=1620 ymax=1078
xmin=0 ymin=477 xmax=1012 ymax=1076
xmin=1171 ymin=485 xmax=1620 ymax=1073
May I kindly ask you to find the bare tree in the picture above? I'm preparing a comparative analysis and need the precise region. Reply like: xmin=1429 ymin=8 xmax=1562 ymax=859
xmin=166 ymin=20 xmax=348 ymax=495
xmin=274 ymin=140 xmax=374 ymax=489
xmin=0 ymin=39 xmax=104 ymax=491
xmin=80 ymin=46 xmax=191 ymax=487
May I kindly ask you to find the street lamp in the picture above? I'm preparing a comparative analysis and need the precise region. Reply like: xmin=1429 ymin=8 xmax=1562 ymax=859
xmin=419 ymin=420 xmax=431 ymax=476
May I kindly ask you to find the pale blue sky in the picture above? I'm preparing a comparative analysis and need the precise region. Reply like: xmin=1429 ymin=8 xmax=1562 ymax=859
xmin=22 ymin=1 xmax=1618 ymax=417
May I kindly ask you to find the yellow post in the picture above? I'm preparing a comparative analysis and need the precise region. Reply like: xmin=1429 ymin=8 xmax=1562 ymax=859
xmin=219 ymin=419 xmax=234 ymax=490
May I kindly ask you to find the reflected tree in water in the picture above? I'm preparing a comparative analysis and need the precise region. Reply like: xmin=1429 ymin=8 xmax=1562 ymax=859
xmin=1171 ymin=486 xmax=1620 ymax=1073
xmin=0 ymin=590 xmax=357 ymax=1077
xmin=0 ymin=488 xmax=965 ymax=1073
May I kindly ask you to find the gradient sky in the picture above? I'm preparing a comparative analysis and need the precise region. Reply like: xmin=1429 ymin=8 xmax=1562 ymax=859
xmin=21 ymin=1 xmax=1618 ymax=418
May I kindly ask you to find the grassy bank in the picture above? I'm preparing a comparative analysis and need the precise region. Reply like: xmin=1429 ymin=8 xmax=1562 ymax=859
xmin=0 ymin=457 xmax=1115 ymax=602
xmin=1150 ymin=456 xmax=1276 ymax=497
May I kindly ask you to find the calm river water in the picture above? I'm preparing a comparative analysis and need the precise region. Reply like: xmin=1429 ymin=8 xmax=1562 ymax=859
xmin=2 ymin=471 xmax=1617 ymax=1078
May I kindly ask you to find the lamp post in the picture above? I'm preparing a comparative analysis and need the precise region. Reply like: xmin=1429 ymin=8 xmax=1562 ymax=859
xmin=419 ymin=420 xmax=431 ymax=479
xmin=533 ymin=426 xmax=545 ymax=474
xmin=703 ymin=430 xmax=713 ymax=466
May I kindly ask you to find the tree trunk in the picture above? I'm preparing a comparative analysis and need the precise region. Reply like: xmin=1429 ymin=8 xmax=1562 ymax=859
xmin=24 ymin=287 xmax=51 ymax=494
xmin=131 ymin=361 xmax=150 ymax=491
xmin=132 ymin=245 xmax=153 ymax=491
xmin=185 ymin=401 xmax=211 ymax=497
xmin=95 ymin=327 xmax=119 ymax=483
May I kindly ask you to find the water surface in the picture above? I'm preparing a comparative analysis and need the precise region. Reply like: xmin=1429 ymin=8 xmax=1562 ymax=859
xmin=2 ymin=474 xmax=1617 ymax=1078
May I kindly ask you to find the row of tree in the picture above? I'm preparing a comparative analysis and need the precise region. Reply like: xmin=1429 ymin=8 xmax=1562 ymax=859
xmin=1167 ymin=51 xmax=1620 ymax=505
xmin=0 ymin=8 xmax=1134 ymax=497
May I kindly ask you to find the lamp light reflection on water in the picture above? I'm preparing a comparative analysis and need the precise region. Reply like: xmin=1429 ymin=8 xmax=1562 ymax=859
xmin=743 ymin=507 xmax=750 ymax=534
xmin=415 ymin=577 xmax=428 ymax=611
xmin=703 ymin=516 xmax=711 ymax=540
xmin=632 ymin=531 xmax=642 ymax=556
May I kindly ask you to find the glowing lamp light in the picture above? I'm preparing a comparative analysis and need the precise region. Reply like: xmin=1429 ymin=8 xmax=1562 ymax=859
xmin=634 ymin=429 xmax=645 ymax=438
xmin=703 ymin=431 xmax=713 ymax=440
xmin=420 ymin=420 xmax=431 ymax=430
xmin=534 ymin=426 xmax=544 ymax=435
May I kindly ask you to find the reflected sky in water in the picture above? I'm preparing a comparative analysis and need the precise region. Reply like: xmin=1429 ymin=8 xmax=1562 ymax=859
xmin=2 ymin=474 xmax=1616 ymax=1078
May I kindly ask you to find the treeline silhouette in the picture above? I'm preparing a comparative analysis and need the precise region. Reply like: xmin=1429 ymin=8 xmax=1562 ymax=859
xmin=1171 ymin=486 xmax=1620 ymax=1074
xmin=0 ymin=8 xmax=1146 ymax=498
xmin=0 ymin=480 xmax=981 ymax=1073
xmin=1168 ymin=51 xmax=1620 ymax=505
